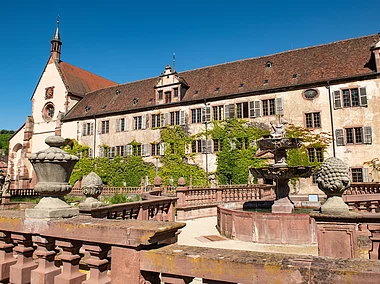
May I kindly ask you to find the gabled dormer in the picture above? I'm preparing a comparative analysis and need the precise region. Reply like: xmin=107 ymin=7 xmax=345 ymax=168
xmin=154 ymin=65 xmax=189 ymax=105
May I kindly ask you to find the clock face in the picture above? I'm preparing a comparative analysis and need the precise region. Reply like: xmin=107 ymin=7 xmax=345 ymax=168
xmin=304 ymin=89 xmax=318 ymax=99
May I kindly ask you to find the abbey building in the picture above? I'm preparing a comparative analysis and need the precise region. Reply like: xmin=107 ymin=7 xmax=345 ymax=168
xmin=8 ymin=23 xmax=380 ymax=192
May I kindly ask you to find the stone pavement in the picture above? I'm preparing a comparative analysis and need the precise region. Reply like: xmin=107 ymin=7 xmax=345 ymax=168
xmin=177 ymin=216 xmax=318 ymax=256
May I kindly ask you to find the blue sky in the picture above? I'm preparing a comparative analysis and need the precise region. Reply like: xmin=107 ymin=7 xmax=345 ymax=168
xmin=0 ymin=0 xmax=379 ymax=130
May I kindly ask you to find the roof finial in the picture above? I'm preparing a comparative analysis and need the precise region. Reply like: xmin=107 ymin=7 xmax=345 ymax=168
xmin=56 ymin=15 xmax=60 ymax=27
xmin=52 ymin=15 xmax=61 ymax=42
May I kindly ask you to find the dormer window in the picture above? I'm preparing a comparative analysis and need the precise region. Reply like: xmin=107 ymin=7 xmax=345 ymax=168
xmin=158 ymin=90 xmax=163 ymax=101
xmin=266 ymin=61 xmax=273 ymax=68
xmin=174 ymin=88 xmax=178 ymax=98
xmin=165 ymin=91 xmax=172 ymax=103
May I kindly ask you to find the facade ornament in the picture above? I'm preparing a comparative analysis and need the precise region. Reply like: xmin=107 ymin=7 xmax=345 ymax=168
xmin=79 ymin=172 xmax=104 ymax=210
xmin=316 ymin=157 xmax=351 ymax=214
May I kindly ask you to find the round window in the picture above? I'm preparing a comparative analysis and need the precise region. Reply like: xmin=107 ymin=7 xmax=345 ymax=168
xmin=42 ymin=103 xmax=55 ymax=122
xmin=303 ymin=89 xmax=319 ymax=100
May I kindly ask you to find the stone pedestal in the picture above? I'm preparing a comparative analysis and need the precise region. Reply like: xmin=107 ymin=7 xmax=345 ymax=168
xmin=321 ymin=196 xmax=349 ymax=214
xmin=272 ymin=197 xmax=294 ymax=214
xmin=1 ymin=193 xmax=11 ymax=205
xmin=25 ymin=197 xmax=79 ymax=219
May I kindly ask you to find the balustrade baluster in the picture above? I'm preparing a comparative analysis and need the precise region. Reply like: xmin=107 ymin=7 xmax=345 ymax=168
xmin=0 ymin=231 xmax=16 ymax=283
xmin=82 ymin=244 xmax=111 ymax=284
xmin=54 ymin=240 xmax=86 ymax=284
xmin=10 ymin=233 xmax=38 ymax=284
xmin=31 ymin=236 xmax=60 ymax=284
xmin=370 ymin=201 xmax=379 ymax=213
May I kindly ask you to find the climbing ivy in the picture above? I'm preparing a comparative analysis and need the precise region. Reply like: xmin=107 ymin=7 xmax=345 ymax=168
xmin=159 ymin=126 xmax=207 ymax=186
xmin=208 ymin=119 xmax=270 ymax=184
xmin=63 ymin=139 xmax=155 ymax=187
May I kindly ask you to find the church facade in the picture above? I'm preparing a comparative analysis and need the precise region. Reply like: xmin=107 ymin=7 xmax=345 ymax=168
xmin=8 ymin=24 xmax=380 ymax=193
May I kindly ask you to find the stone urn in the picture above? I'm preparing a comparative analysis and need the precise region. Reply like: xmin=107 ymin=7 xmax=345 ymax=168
xmin=25 ymin=136 xmax=79 ymax=219
xmin=79 ymin=172 xmax=104 ymax=211
xmin=316 ymin=157 xmax=351 ymax=214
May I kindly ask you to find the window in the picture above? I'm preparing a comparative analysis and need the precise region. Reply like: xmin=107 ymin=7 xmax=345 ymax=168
xmin=351 ymin=168 xmax=363 ymax=182
xmin=262 ymin=99 xmax=275 ymax=116
xmin=42 ymin=103 xmax=55 ymax=122
xmin=213 ymin=139 xmax=223 ymax=152
xmin=336 ymin=126 xmax=372 ymax=146
xmin=173 ymin=88 xmax=178 ymax=98
xmin=191 ymin=140 xmax=203 ymax=153
xmin=165 ymin=91 xmax=172 ymax=103
xmin=151 ymin=143 xmax=161 ymax=156
xmin=213 ymin=106 xmax=223 ymax=121
xmin=151 ymin=114 xmax=161 ymax=128
xmin=116 ymin=118 xmax=126 ymax=132
xmin=170 ymin=111 xmax=180 ymax=126
xmin=82 ymin=122 xmax=94 ymax=136
xmin=307 ymin=148 xmax=323 ymax=163
xmin=101 ymin=120 xmax=109 ymax=134
xmin=191 ymin=108 xmax=202 ymax=123
xmin=351 ymin=168 xmax=369 ymax=182
xmin=134 ymin=116 xmax=142 ymax=130
xmin=333 ymin=87 xmax=367 ymax=109
xmin=224 ymin=104 xmax=235 ymax=119
xmin=236 ymin=102 xmax=249 ymax=118
xmin=158 ymin=90 xmax=163 ymax=101
xmin=305 ymin=112 xmax=321 ymax=128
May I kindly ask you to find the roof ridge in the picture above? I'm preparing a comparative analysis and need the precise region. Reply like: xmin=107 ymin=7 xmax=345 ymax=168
xmin=178 ymin=34 xmax=378 ymax=75
xmin=83 ymin=34 xmax=377 ymax=96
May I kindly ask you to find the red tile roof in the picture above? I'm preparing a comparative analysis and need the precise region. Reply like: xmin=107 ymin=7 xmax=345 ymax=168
xmin=57 ymin=62 xmax=117 ymax=97
xmin=64 ymin=34 xmax=379 ymax=121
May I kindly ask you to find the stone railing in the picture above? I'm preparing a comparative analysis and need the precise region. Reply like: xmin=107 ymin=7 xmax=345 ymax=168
xmin=8 ymin=188 xmax=39 ymax=197
xmin=343 ymin=183 xmax=380 ymax=213
xmin=176 ymin=183 xmax=275 ymax=220
xmin=90 ymin=195 xmax=177 ymax=221
xmin=1 ymin=211 xmax=380 ymax=283
xmin=70 ymin=186 xmax=144 ymax=196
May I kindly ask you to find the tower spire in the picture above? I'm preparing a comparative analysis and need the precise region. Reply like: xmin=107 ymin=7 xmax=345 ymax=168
xmin=50 ymin=15 xmax=62 ymax=61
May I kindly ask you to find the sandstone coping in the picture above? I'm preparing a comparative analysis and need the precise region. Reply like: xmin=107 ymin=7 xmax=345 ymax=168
xmin=141 ymin=244 xmax=380 ymax=283
xmin=0 ymin=210 xmax=185 ymax=248
xmin=310 ymin=212 xmax=380 ymax=222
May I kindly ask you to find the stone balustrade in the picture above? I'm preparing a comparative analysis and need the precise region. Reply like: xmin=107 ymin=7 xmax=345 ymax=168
xmin=343 ymin=183 xmax=380 ymax=213
xmin=90 ymin=196 xmax=176 ymax=221
xmin=71 ymin=186 xmax=144 ymax=196
xmin=0 ymin=210 xmax=183 ymax=284
xmin=176 ymin=184 xmax=275 ymax=220
xmin=0 ymin=210 xmax=380 ymax=283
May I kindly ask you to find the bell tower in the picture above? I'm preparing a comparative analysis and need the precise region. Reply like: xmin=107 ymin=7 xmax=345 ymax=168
xmin=50 ymin=16 xmax=62 ymax=61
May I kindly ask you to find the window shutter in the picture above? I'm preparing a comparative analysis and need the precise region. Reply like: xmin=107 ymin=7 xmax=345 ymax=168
xmin=145 ymin=114 xmax=149 ymax=128
xmin=275 ymin=97 xmax=283 ymax=114
xmin=359 ymin=87 xmax=368 ymax=107
xmin=202 ymin=106 xmax=211 ymax=123
xmin=82 ymin=124 xmax=86 ymax=136
xmin=142 ymin=144 xmax=149 ymax=157
xmin=362 ymin=168 xmax=369 ymax=182
xmin=185 ymin=144 xmax=191 ymax=154
xmin=126 ymin=145 xmax=133 ymax=156
xmin=141 ymin=115 xmax=147 ymax=129
xmin=99 ymin=148 xmax=104 ymax=158
xmin=201 ymin=140 xmax=206 ymax=153
xmin=249 ymin=101 xmax=255 ymax=118
xmin=163 ymin=113 xmax=169 ymax=126
xmin=363 ymin=126 xmax=372 ymax=144
xmin=90 ymin=123 xmax=94 ymax=135
xmin=230 ymin=139 xmax=236 ymax=150
xmin=333 ymin=91 xmax=342 ymax=109
xmin=159 ymin=142 xmax=165 ymax=156
xmin=254 ymin=101 xmax=261 ymax=117
xmin=224 ymin=105 xmax=230 ymax=119
xmin=124 ymin=119 xmax=129 ymax=131
xmin=116 ymin=119 xmax=120 ymax=132
xmin=335 ymin=129 xmax=344 ymax=146
xmin=207 ymin=139 xmax=212 ymax=153
xmin=228 ymin=104 xmax=235 ymax=118
xmin=180 ymin=110 xmax=186 ymax=125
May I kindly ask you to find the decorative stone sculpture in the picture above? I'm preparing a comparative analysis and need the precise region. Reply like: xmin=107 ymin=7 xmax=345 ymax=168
xmin=316 ymin=157 xmax=351 ymax=214
xmin=79 ymin=172 xmax=104 ymax=210
xmin=26 ymin=136 xmax=79 ymax=219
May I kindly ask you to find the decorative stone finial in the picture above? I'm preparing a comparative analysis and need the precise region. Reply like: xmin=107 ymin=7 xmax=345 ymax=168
xmin=178 ymin=177 xmax=186 ymax=186
xmin=154 ymin=176 xmax=162 ymax=187
xmin=25 ymin=136 xmax=79 ymax=219
xmin=79 ymin=172 xmax=104 ymax=211
xmin=316 ymin=157 xmax=350 ymax=214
